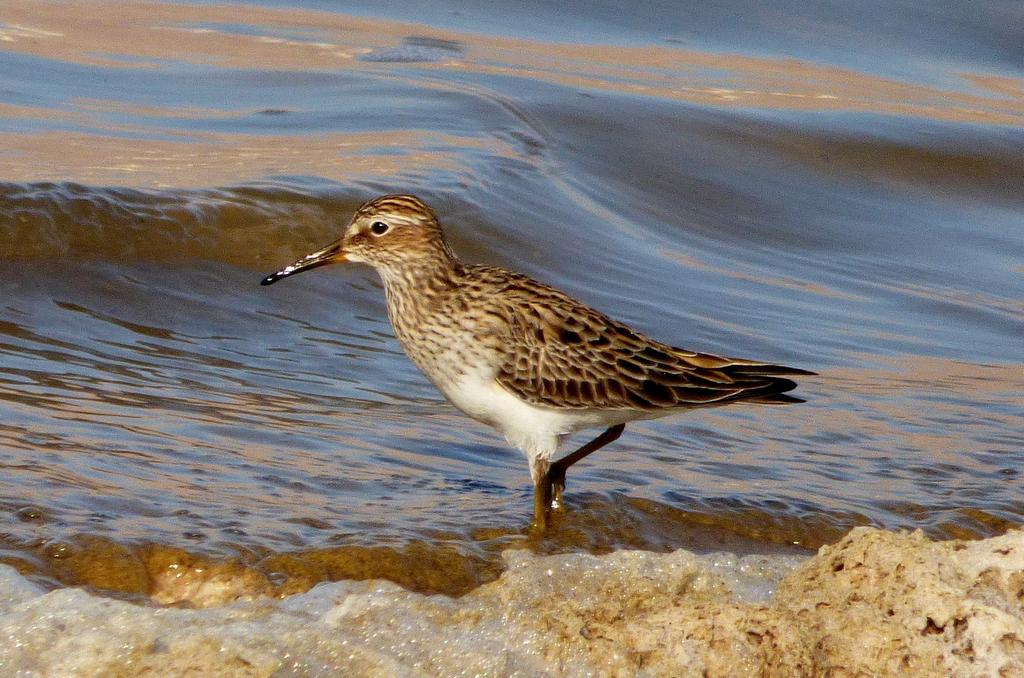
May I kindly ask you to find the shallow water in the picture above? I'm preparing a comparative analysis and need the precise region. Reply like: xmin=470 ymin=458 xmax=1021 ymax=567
xmin=0 ymin=0 xmax=1022 ymax=599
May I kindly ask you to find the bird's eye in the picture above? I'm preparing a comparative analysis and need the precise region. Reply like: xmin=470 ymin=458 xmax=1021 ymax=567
xmin=370 ymin=221 xmax=389 ymax=235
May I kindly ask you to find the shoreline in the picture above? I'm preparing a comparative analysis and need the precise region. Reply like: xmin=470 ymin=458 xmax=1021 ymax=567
xmin=1 ymin=525 xmax=1021 ymax=675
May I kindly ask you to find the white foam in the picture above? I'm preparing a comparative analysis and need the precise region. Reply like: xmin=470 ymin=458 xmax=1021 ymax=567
xmin=0 ymin=548 xmax=806 ymax=676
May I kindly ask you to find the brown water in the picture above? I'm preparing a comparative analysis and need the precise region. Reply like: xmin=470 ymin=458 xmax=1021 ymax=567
xmin=0 ymin=0 xmax=1022 ymax=597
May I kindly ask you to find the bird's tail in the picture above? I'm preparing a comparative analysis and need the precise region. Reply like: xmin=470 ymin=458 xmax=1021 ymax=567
xmin=743 ymin=392 xmax=806 ymax=404
xmin=724 ymin=362 xmax=816 ymax=405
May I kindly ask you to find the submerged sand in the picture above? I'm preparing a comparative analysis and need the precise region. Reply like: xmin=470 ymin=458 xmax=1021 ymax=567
xmin=0 ymin=526 xmax=1021 ymax=676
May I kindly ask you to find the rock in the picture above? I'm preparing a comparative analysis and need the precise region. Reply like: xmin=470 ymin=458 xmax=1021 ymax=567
xmin=142 ymin=544 xmax=273 ymax=607
xmin=772 ymin=526 xmax=1024 ymax=677
xmin=452 ymin=527 xmax=1024 ymax=676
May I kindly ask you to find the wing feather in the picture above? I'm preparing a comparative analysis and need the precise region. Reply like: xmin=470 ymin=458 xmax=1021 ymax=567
xmin=486 ymin=271 xmax=813 ymax=411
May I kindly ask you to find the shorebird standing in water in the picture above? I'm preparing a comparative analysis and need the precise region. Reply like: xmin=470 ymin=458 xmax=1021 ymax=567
xmin=261 ymin=195 xmax=814 ymax=530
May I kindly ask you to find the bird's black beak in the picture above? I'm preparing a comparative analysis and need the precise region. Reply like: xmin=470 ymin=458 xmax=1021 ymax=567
xmin=260 ymin=241 xmax=346 ymax=286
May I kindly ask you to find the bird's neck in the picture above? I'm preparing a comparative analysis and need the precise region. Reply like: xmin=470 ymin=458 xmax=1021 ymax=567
xmin=378 ymin=246 xmax=462 ymax=322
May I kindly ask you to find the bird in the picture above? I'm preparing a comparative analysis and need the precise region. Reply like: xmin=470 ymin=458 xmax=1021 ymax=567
xmin=261 ymin=194 xmax=814 ymax=531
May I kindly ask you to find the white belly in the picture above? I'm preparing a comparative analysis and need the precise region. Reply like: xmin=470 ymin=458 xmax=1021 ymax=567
xmin=436 ymin=366 xmax=615 ymax=463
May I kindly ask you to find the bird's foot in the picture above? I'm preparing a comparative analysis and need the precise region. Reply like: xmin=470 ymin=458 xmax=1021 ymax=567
xmin=548 ymin=465 xmax=566 ymax=511
xmin=530 ymin=464 xmax=570 ymax=533
xmin=527 ymin=517 xmax=546 ymax=536
xmin=550 ymin=481 xmax=564 ymax=510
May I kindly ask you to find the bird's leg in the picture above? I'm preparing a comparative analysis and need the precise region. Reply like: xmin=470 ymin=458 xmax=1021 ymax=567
xmin=526 ymin=425 xmax=625 ymax=531
xmin=548 ymin=424 xmax=625 ymax=509
xmin=529 ymin=456 xmax=552 ymax=532
xmin=532 ymin=478 xmax=552 ymax=532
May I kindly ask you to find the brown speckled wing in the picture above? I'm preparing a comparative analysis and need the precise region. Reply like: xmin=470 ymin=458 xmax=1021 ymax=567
xmin=490 ymin=273 xmax=813 ymax=411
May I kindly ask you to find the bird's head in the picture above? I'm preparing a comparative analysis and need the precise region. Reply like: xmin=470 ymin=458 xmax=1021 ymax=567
xmin=260 ymin=194 xmax=452 ymax=286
